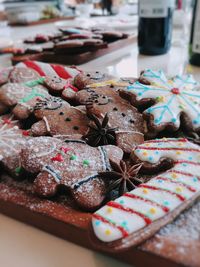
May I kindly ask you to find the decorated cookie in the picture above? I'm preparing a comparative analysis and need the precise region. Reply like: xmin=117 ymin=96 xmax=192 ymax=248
xmin=0 ymin=67 xmax=13 ymax=86
xmin=9 ymin=67 xmax=41 ymax=83
xmin=16 ymin=61 xmax=81 ymax=80
xmin=92 ymin=30 xmax=126 ymax=41
xmin=0 ymin=114 xmax=30 ymax=177
xmin=0 ymin=82 xmax=49 ymax=119
xmin=20 ymin=137 xmax=123 ymax=210
xmin=91 ymin=138 xmax=200 ymax=251
xmin=80 ymin=77 xmax=136 ymax=89
xmin=120 ymin=69 xmax=200 ymax=135
xmin=76 ymin=87 xmax=144 ymax=153
xmin=74 ymin=71 xmax=115 ymax=90
xmin=43 ymin=76 xmax=78 ymax=101
xmin=31 ymin=96 xmax=90 ymax=138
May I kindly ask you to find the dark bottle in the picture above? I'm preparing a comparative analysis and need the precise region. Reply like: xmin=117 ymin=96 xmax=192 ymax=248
xmin=138 ymin=0 xmax=174 ymax=55
xmin=190 ymin=0 xmax=200 ymax=66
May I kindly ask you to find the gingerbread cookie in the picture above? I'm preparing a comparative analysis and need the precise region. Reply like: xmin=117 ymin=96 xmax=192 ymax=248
xmin=76 ymin=87 xmax=144 ymax=153
xmin=0 ymin=67 xmax=13 ymax=86
xmin=9 ymin=67 xmax=41 ymax=83
xmin=31 ymin=96 xmax=90 ymax=138
xmin=43 ymin=76 xmax=78 ymax=101
xmin=0 ymin=82 xmax=49 ymax=119
xmin=74 ymin=71 xmax=115 ymax=90
xmin=91 ymin=138 xmax=200 ymax=251
xmin=0 ymin=114 xmax=29 ymax=177
xmin=20 ymin=137 xmax=123 ymax=210
xmin=120 ymin=69 xmax=200 ymax=136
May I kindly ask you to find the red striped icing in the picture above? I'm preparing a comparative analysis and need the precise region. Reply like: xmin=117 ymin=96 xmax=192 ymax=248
xmin=156 ymin=177 xmax=196 ymax=192
xmin=168 ymin=170 xmax=200 ymax=181
xmin=93 ymin=213 xmax=129 ymax=238
xmin=124 ymin=193 xmax=169 ymax=212
xmin=50 ymin=64 xmax=72 ymax=79
xmin=139 ymin=184 xmax=186 ymax=201
xmin=64 ymin=80 xmax=78 ymax=92
xmin=174 ymin=160 xmax=200 ymax=166
xmin=144 ymin=138 xmax=187 ymax=143
xmin=23 ymin=61 xmax=46 ymax=76
xmin=107 ymin=201 xmax=152 ymax=225
xmin=137 ymin=146 xmax=200 ymax=153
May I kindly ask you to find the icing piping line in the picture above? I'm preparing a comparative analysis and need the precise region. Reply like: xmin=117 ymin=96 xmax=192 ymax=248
xmin=136 ymin=146 xmax=200 ymax=153
xmin=139 ymin=185 xmax=186 ymax=201
xmin=155 ymin=176 xmax=196 ymax=192
xmin=168 ymin=170 xmax=200 ymax=181
xmin=107 ymin=201 xmax=152 ymax=225
xmin=144 ymin=138 xmax=187 ymax=143
xmin=98 ymin=147 xmax=111 ymax=171
xmin=124 ymin=193 xmax=169 ymax=212
xmin=64 ymin=139 xmax=86 ymax=144
xmin=93 ymin=213 xmax=129 ymax=238
xmin=175 ymin=160 xmax=200 ymax=166
xmin=43 ymin=165 xmax=61 ymax=183
xmin=43 ymin=116 xmax=51 ymax=133
xmin=72 ymin=173 xmax=99 ymax=189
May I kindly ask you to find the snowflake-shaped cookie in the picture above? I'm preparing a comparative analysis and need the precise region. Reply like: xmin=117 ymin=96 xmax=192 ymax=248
xmin=126 ymin=69 xmax=200 ymax=132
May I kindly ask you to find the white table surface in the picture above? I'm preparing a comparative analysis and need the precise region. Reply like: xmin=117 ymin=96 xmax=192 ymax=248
xmin=0 ymin=19 xmax=200 ymax=267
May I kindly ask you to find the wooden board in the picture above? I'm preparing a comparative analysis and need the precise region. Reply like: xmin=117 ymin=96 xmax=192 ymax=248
xmin=0 ymin=174 xmax=200 ymax=267
xmin=9 ymin=17 xmax=76 ymax=26
xmin=12 ymin=35 xmax=137 ymax=66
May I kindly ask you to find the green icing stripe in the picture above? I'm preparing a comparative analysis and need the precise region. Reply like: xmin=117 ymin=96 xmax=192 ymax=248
xmin=24 ymin=77 xmax=45 ymax=87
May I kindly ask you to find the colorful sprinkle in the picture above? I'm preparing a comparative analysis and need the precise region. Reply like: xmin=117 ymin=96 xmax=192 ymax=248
xmin=83 ymin=159 xmax=90 ymax=166
xmin=143 ymin=188 xmax=148 ymax=194
xmin=142 ymin=151 xmax=148 ymax=156
xmin=176 ymin=187 xmax=182 ymax=193
xmin=70 ymin=154 xmax=77 ymax=160
xmin=163 ymin=200 xmax=169 ymax=206
xmin=15 ymin=166 xmax=22 ymax=174
xmin=105 ymin=229 xmax=111 ymax=235
xmin=149 ymin=208 xmax=156 ymax=214
xmin=171 ymin=173 xmax=178 ymax=179
xmin=95 ymin=220 xmax=101 ymax=226
xmin=106 ymin=207 xmax=113 ymax=214
xmin=51 ymin=154 xmax=64 ymax=162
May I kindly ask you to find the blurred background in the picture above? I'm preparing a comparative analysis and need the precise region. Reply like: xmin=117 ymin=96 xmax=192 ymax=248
xmin=0 ymin=0 xmax=199 ymax=78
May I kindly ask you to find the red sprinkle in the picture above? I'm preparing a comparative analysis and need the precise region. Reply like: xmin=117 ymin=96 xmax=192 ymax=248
xmin=3 ymin=119 xmax=11 ymax=125
xmin=171 ymin=88 xmax=180 ymax=94
xmin=51 ymin=153 xmax=64 ymax=162
xmin=60 ymin=147 xmax=71 ymax=153
xmin=22 ymin=130 xmax=30 ymax=136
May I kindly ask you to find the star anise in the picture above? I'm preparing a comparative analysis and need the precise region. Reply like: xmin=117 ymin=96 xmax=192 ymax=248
xmin=100 ymin=160 xmax=143 ymax=197
xmin=83 ymin=113 xmax=117 ymax=146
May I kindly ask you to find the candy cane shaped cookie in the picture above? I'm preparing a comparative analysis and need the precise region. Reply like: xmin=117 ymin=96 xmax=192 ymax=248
xmin=91 ymin=138 xmax=200 ymax=251
xmin=16 ymin=61 xmax=80 ymax=79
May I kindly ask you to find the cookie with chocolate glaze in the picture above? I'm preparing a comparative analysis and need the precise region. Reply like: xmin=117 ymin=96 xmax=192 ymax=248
xmin=20 ymin=136 xmax=123 ymax=210
xmin=74 ymin=71 xmax=115 ymax=90
xmin=75 ymin=86 xmax=144 ymax=153
xmin=119 ymin=69 xmax=200 ymax=137
xmin=31 ymin=96 xmax=90 ymax=138
xmin=0 ymin=82 xmax=49 ymax=119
